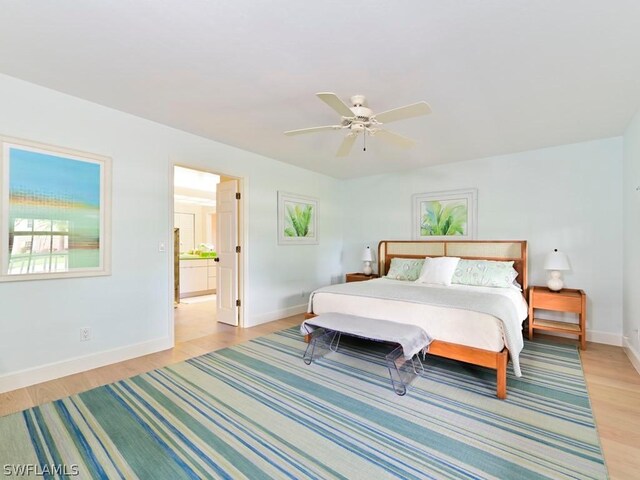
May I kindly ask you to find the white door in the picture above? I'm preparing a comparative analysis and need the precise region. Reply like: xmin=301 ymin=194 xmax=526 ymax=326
xmin=216 ymin=180 xmax=239 ymax=326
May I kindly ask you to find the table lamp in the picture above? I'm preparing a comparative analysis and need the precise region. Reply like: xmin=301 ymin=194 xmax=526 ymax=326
xmin=362 ymin=246 xmax=373 ymax=275
xmin=543 ymin=249 xmax=571 ymax=291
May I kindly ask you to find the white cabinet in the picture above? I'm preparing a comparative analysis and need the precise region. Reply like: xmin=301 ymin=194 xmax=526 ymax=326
xmin=180 ymin=259 xmax=217 ymax=297
xmin=180 ymin=259 xmax=207 ymax=297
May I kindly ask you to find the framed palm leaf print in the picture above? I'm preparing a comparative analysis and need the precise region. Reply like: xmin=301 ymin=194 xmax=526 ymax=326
xmin=412 ymin=189 xmax=477 ymax=240
xmin=277 ymin=192 xmax=318 ymax=245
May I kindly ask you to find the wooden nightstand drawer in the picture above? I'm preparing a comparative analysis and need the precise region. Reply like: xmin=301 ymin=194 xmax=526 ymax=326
xmin=528 ymin=286 xmax=586 ymax=350
xmin=533 ymin=290 xmax=582 ymax=313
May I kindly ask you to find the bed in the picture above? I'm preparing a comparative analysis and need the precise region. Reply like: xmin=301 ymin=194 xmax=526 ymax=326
xmin=305 ymin=240 xmax=529 ymax=399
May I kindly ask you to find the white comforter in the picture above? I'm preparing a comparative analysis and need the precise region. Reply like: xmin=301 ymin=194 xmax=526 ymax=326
xmin=310 ymin=278 xmax=529 ymax=373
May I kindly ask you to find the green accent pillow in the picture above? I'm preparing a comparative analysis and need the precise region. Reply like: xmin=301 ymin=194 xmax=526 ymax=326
xmin=452 ymin=259 xmax=518 ymax=288
xmin=386 ymin=258 xmax=425 ymax=281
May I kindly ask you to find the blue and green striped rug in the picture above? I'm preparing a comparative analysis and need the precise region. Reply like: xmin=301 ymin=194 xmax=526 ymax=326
xmin=0 ymin=328 xmax=607 ymax=479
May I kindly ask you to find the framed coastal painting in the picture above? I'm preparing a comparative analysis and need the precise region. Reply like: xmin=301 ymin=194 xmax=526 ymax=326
xmin=412 ymin=188 xmax=477 ymax=240
xmin=277 ymin=191 xmax=318 ymax=245
xmin=0 ymin=136 xmax=111 ymax=282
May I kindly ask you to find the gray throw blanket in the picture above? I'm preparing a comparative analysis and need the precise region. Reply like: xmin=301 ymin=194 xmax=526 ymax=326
xmin=309 ymin=280 xmax=524 ymax=376
xmin=302 ymin=313 xmax=433 ymax=360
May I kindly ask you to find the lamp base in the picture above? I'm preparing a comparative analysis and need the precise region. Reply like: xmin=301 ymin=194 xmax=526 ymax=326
xmin=363 ymin=262 xmax=372 ymax=276
xmin=547 ymin=270 xmax=564 ymax=292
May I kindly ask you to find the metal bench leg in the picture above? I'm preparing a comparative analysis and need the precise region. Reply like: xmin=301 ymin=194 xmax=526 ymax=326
xmin=412 ymin=355 xmax=425 ymax=375
xmin=303 ymin=330 xmax=339 ymax=365
xmin=303 ymin=337 xmax=316 ymax=365
xmin=387 ymin=364 xmax=408 ymax=396
xmin=329 ymin=332 xmax=341 ymax=352
xmin=386 ymin=347 xmax=425 ymax=396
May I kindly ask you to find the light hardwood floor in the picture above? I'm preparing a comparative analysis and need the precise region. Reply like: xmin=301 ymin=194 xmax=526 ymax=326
xmin=0 ymin=302 xmax=300 ymax=416
xmin=580 ymin=342 xmax=640 ymax=480
xmin=0 ymin=318 xmax=638 ymax=479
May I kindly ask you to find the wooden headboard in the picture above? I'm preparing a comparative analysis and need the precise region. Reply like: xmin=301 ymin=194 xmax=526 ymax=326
xmin=378 ymin=240 xmax=528 ymax=293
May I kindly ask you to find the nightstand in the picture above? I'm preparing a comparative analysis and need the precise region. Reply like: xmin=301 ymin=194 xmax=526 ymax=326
xmin=345 ymin=273 xmax=380 ymax=283
xmin=528 ymin=286 xmax=586 ymax=350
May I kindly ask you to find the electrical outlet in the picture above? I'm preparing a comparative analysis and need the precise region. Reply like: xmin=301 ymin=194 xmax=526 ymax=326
xmin=80 ymin=327 xmax=91 ymax=342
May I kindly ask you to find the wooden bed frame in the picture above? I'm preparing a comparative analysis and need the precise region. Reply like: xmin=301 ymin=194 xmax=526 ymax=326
xmin=305 ymin=239 xmax=528 ymax=399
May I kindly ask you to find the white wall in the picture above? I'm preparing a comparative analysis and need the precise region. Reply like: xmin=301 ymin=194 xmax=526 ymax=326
xmin=623 ymin=108 xmax=640 ymax=371
xmin=342 ymin=138 xmax=624 ymax=345
xmin=0 ymin=74 xmax=343 ymax=391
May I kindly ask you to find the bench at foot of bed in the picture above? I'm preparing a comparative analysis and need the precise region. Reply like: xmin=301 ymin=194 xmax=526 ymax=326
xmin=302 ymin=312 xmax=508 ymax=399
xmin=301 ymin=313 xmax=431 ymax=396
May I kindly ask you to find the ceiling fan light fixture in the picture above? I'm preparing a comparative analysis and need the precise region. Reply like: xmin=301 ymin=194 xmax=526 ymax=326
xmin=284 ymin=92 xmax=431 ymax=157
xmin=350 ymin=94 xmax=368 ymax=107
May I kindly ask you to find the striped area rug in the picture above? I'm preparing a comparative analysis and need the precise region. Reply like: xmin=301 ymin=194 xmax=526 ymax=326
xmin=0 ymin=329 xmax=607 ymax=479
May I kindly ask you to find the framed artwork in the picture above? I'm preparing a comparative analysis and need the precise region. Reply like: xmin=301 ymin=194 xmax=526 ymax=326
xmin=412 ymin=188 xmax=477 ymax=240
xmin=277 ymin=191 xmax=318 ymax=245
xmin=0 ymin=136 xmax=111 ymax=281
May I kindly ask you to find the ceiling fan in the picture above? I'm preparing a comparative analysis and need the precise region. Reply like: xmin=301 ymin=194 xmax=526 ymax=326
xmin=284 ymin=92 xmax=432 ymax=157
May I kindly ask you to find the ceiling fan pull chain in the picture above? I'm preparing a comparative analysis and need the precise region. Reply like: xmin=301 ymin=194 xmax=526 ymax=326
xmin=363 ymin=131 xmax=366 ymax=152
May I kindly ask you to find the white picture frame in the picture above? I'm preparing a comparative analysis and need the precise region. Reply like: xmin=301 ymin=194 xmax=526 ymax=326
xmin=412 ymin=188 xmax=477 ymax=240
xmin=277 ymin=191 xmax=318 ymax=245
xmin=0 ymin=136 xmax=112 ymax=282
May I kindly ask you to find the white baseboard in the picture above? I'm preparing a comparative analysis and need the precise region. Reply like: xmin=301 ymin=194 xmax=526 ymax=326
xmin=0 ymin=336 xmax=173 ymax=394
xmin=537 ymin=329 xmax=623 ymax=346
xmin=623 ymin=338 xmax=640 ymax=375
xmin=246 ymin=304 xmax=307 ymax=328
xmin=587 ymin=330 xmax=623 ymax=346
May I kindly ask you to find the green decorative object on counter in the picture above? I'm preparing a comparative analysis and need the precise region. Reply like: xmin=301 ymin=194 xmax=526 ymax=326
xmin=179 ymin=252 xmax=217 ymax=260
xmin=179 ymin=254 xmax=201 ymax=260
xmin=181 ymin=249 xmax=217 ymax=259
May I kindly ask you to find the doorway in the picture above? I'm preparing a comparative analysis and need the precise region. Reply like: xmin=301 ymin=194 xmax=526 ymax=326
xmin=172 ymin=165 xmax=242 ymax=344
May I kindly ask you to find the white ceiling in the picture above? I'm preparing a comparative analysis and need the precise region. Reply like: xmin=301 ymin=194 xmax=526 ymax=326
xmin=1 ymin=1 xmax=639 ymax=179
xmin=174 ymin=166 xmax=219 ymax=206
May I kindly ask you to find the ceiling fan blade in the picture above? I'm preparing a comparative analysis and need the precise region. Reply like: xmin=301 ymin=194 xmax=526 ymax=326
xmin=336 ymin=135 xmax=357 ymax=157
xmin=284 ymin=125 xmax=341 ymax=136
xmin=316 ymin=92 xmax=354 ymax=117
xmin=374 ymin=101 xmax=432 ymax=124
xmin=375 ymin=129 xmax=416 ymax=148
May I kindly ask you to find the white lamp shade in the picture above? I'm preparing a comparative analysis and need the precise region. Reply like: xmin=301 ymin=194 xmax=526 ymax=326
xmin=543 ymin=249 xmax=571 ymax=271
xmin=362 ymin=246 xmax=373 ymax=262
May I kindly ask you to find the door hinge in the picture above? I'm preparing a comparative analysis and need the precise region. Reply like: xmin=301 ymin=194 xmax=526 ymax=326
xmin=236 ymin=245 xmax=241 ymax=253
xmin=236 ymin=299 xmax=241 ymax=307
xmin=235 ymin=192 xmax=241 ymax=200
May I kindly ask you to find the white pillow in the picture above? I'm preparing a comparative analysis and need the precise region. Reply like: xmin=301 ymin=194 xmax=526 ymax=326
xmin=416 ymin=257 xmax=461 ymax=286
